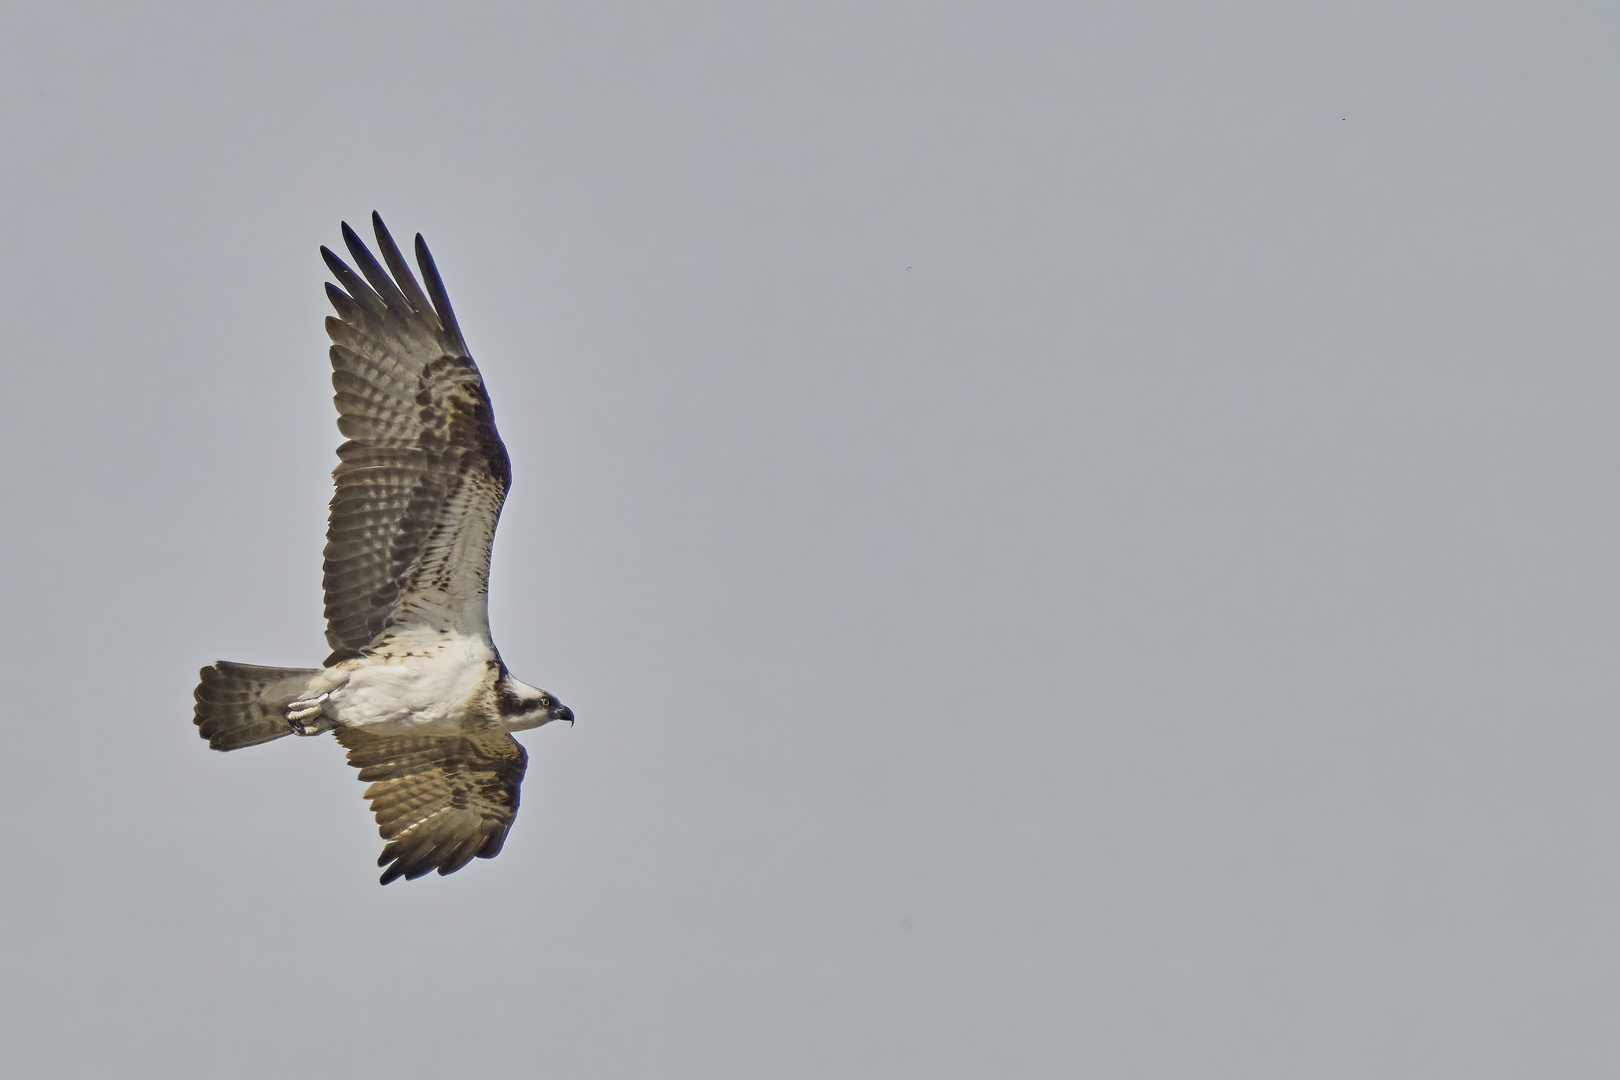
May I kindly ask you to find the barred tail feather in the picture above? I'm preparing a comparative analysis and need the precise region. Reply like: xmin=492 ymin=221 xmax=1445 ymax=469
xmin=194 ymin=661 xmax=321 ymax=751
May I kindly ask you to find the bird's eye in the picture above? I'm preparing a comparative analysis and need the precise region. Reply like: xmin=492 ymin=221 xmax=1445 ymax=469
xmin=539 ymin=695 xmax=551 ymax=707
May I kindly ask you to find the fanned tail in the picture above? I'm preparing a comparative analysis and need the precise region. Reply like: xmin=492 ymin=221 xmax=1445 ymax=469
xmin=193 ymin=661 xmax=320 ymax=751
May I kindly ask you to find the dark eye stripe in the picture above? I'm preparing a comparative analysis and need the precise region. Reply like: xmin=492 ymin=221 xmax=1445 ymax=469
xmin=496 ymin=685 xmax=529 ymax=715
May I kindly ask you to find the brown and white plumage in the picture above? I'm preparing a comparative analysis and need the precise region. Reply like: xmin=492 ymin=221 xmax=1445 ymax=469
xmin=193 ymin=214 xmax=573 ymax=884
xmin=337 ymin=728 xmax=529 ymax=883
xmin=320 ymin=219 xmax=506 ymax=656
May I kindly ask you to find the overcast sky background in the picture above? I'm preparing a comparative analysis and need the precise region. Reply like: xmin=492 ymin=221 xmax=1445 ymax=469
xmin=3 ymin=1 xmax=1619 ymax=1076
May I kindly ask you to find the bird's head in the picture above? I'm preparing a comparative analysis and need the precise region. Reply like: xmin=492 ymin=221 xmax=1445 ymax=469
xmin=495 ymin=671 xmax=574 ymax=731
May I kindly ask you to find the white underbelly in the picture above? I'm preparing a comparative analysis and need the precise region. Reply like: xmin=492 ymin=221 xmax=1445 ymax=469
xmin=321 ymin=635 xmax=493 ymax=734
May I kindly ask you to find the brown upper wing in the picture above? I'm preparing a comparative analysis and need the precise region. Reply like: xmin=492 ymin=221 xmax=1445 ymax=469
xmin=335 ymin=727 xmax=529 ymax=884
xmin=320 ymin=214 xmax=511 ymax=659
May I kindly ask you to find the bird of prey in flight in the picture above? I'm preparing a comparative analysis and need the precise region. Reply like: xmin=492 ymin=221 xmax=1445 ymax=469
xmin=194 ymin=214 xmax=573 ymax=884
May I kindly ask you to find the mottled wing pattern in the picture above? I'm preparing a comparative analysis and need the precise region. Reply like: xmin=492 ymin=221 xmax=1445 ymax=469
xmin=335 ymin=727 xmax=529 ymax=884
xmin=321 ymin=214 xmax=511 ymax=658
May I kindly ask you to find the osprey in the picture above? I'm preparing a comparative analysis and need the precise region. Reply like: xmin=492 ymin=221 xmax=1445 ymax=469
xmin=194 ymin=214 xmax=573 ymax=884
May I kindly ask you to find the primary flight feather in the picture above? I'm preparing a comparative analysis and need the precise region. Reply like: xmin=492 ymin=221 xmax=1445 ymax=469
xmin=193 ymin=213 xmax=573 ymax=884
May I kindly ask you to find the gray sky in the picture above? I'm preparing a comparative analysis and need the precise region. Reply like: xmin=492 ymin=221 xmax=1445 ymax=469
xmin=4 ymin=1 xmax=1619 ymax=1076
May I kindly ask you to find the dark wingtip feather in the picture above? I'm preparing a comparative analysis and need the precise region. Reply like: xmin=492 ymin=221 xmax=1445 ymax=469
xmin=378 ymin=846 xmax=406 ymax=885
xmin=341 ymin=221 xmax=412 ymax=312
xmin=477 ymin=827 xmax=510 ymax=860
xmin=370 ymin=212 xmax=437 ymax=325
xmin=414 ymin=232 xmax=466 ymax=355
xmin=324 ymin=283 xmax=362 ymax=324
xmin=321 ymin=242 xmax=388 ymax=314
xmin=319 ymin=245 xmax=345 ymax=277
xmin=437 ymin=834 xmax=487 ymax=877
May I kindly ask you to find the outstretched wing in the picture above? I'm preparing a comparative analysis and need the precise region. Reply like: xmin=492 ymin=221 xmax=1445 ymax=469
xmin=335 ymin=727 xmax=529 ymax=884
xmin=321 ymin=213 xmax=511 ymax=659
